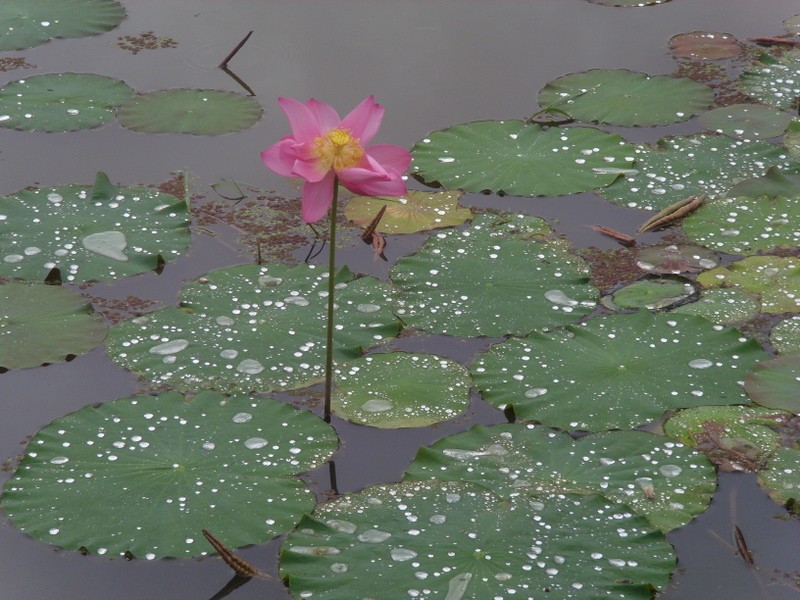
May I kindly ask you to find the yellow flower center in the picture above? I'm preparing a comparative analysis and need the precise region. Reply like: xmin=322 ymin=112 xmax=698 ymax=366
xmin=312 ymin=128 xmax=364 ymax=170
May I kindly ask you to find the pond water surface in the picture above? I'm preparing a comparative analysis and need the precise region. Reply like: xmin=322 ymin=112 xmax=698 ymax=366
xmin=2 ymin=1 xmax=800 ymax=598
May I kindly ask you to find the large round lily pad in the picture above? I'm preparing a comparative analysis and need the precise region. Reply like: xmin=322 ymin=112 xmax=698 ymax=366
xmin=472 ymin=312 xmax=766 ymax=430
xmin=107 ymin=264 xmax=400 ymax=393
xmin=0 ymin=281 xmax=107 ymax=370
xmin=332 ymin=352 xmax=472 ymax=428
xmin=0 ymin=172 xmax=190 ymax=282
xmin=537 ymin=69 xmax=713 ymax=127
xmin=697 ymin=256 xmax=800 ymax=314
xmin=281 ymin=480 xmax=675 ymax=599
xmin=391 ymin=213 xmax=598 ymax=337
xmin=759 ymin=446 xmax=800 ymax=506
xmin=1 ymin=390 xmax=337 ymax=558
xmin=405 ymin=424 xmax=715 ymax=532
xmin=740 ymin=51 xmax=800 ymax=110
xmin=671 ymin=288 xmax=760 ymax=326
xmin=0 ymin=73 xmax=133 ymax=132
xmin=682 ymin=194 xmax=800 ymax=255
xmin=412 ymin=121 xmax=634 ymax=197
xmin=698 ymin=104 xmax=792 ymax=140
xmin=745 ymin=355 xmax=800 ymax=414
xmin=118 ymin=89 xmax=262 ymax=135
xmin=0 ymin=0 xmax=126 ymax=51
xmin=598 ymin=134 xmax=792 ymax=211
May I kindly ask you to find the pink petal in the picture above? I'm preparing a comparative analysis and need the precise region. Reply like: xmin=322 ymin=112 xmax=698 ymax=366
xmin=365 ymin=144 xmax=412 ymax=174
xmin=278 ymin=97 xmax=322 ymax=143
xmin=306 ymin=98 xmax=341 ymax=132
xmin=339 ymin=166 xmax=407 ymax=198
xmin=340 ymin=96 xmax=383 ymax=145
xmin=301 ymin=171 xmax=336 ymax=223
xmin=261 ymin=138 xmax=301 ymax=177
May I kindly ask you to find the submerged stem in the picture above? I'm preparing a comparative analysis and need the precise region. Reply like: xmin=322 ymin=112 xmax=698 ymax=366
xmin=323 ymin=178 xmax=339 ymax=422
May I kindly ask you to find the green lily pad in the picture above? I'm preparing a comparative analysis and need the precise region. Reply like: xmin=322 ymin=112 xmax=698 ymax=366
xmin=1 ymin=390 xmax=337 ymax=558
xmin=664 ymin=405 xmax=788 ymax=472
xmin=784 ymin=119 xmax=800 ymax=161
xmin=0 ymin=281 xmax=107 ymax=370
xmin=726 ymin=165 xmax=800 ymax=199
xmin=698 ymin=104 xmax=792 ymax=140
xmin=740 ymin=51 xmax=800 ymax=110
xmin=411 ymin=121 xmax=634 ymax=196
xmin=668 ymin=31 xmax=741 ymax=61
xmin=118 ymin=89 xmax=262 ymax=135
xmin=538 ymin=69 xmax=713 ymax=127
xmin=602 ymin=276 xmax=695 ymax=311
xmin=0 ymin=0 xmax=126 ymax=51
xmin=682 ymin=194 xmax=800 ymax=255
xmin=745 ymin=355 xmax=800 ymax=414
xmin=635 ymin=244 xmax=720 ymax=275
xmin=0 ymin=73 xmax=133 ymax=132
xmin=281 ymin=480 xmax=675 ymax=599
xmin=472 ymin=312 xmax=766 ymax=430
xmin=697 ymin=256 xmax=800 ymax=314
xmin=344 ymin=190 xmax=472 ymax=234
xmin=0 ymin=172 xmax=190 ymax=282
xmin=333 ymin=352 xmax=471 ymax=428
xmin=671 ymin=288 xmax=761 ymax=326
xmin=598 ymin=134 xmax=792 ymax=211
xmin=405 ymin=424 xmax=715 ymax=532
xmin=759 ymin=446 xmax=800 ymax=505
xmin=771 ymin=316 xmax=800 ymax=354
xmin=391 ymin=213 xmax=598 ymax=337
xmin=106 ymin=263 xmax=400 ymax=393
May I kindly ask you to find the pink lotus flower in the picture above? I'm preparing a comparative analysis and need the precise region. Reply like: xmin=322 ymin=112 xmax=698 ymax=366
xmin=261 ymin=96 xmax=411 ymax=223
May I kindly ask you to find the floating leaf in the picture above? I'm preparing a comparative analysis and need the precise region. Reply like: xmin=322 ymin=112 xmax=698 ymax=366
xmin=727 ymin=165 xmax=800 ymax=199
xmin=0 ymin=281 xmax=107 ymax=370
xmin=537 ymin=69 xmax=713 ymax=127
xmin=332 ymin=352 xmax=471 ymax=428
xmin=740 ymin=51 xmax=800 ymax=110
xmin=668 ymin=31 xmax=742 ymax=61
xmin=771 ymin=316 xmax=800 ymax=354
xmin=635 ymin=244 xmax=719 ymax=274
xmin=281 ymin=480 xmax=675 ymax=599
xmin=0 ymin=0 xmax=126 ymax=51
xmin=698 ymin=104 xmax=792 ymax=139
xmin=391 ymin=213 xmax=598 ymax=337
xmin=412 ymin=121 xmax=634 ymax=196
xmin=784 ymin=118 xmax=800 ymax=161
xmin=598 ymin=134 xmax=792 ymax=211
xmin=664 ymin=405 xmax=788 ymax=472
xmin=745 ymin=355 xmax=800 ymax=413
xmin=107 ymin=264 xmax=400 ymax=393
xmin=759 ymin=446 xmax=800 ymax=507
xmin=697 ymin=256 xmax=800 ymax=314
xmin=0 ymin=174 xmax=190 ymax=282
xmin=602 ymin=276 xmax=695 ymax=311
xmin=682 ymin=194 xmax=800 ymax=255
xmin=118 ymin=89 xmax=262 ymax=135
xmin=344 ymin=190 xmax=472 ymax=234
xmin=472 ymin=312 xmax=766 ymax=430
xmin=0 ymin=73 xmax=133 ymax=132
xmin=1 ymin=391 xmax=337 ymax=558
xmin=405 ymin=424 xmax=715 ymax=532
xmin=671 ymin=288 xmax=760 ymax=326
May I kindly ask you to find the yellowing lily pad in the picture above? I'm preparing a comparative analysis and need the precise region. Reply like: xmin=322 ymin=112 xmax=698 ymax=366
xmin=669 ymin=32 xmax=741 ymax=61
xmin=697 ymin=256 xmax=800 ymax=313
xmin=344 ymin=190 xmax=472 ymax=234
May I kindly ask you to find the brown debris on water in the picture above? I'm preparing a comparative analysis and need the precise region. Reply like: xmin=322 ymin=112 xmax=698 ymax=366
xmin=116 ymin=31 xmax=178 ymax=55
xmin=0 ymin=57 xmax=36 ymax=72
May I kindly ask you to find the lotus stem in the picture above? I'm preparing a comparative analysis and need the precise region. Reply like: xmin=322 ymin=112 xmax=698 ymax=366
xmin=323 ymin=178 xmax=339 ymax=422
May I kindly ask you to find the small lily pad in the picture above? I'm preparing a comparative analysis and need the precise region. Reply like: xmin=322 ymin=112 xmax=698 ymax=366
xmin=412 ymin=121 xmax=634 ymax=197
xmin=118 ymin=89 xmax=262 ymax=135
xmin=635 ymin=244 xmax=720 ymax=274
xmin=602 ymin=276 xmax=696 ymax=311
xmin=405 ymin=424 xmax=715 ymax=532
xmin=0 ymin=172 xmax=190 ymax=282
xmin=668 ymin=31 xmax=742 ymax=61
xmin=344 ymin=190 xmax=472 ymax=234
xmin=281 ymin=480 xmax=675 ymax=599
xmin=671 ymin=288 xmax=760 ymax=326
xmin=771 ymin=316 xmax=800 ymax=354
xmin=0 ymin=0 xmax=126 ymax=51
xmin=698 ymin=104 xmax=792 ymax=140
xmin=332 ymin=352 xmax=471 ymax=428
xmin=0 ymin=281 xmax=107 ymax=370
xmin=537 ymin=69 xmax=713 ymax=127
xmin=697 ymin=256 xmax=800 ymax=314
xmin=0 ymin=73 xmax=133 ymax=132
xmin=745 ymin=355 xmax=800 ymax=414
xmin=1 ymin=391 xmax=337 ymax=558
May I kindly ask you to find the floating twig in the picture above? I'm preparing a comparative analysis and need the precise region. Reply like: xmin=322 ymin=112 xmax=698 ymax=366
xmin=218 ymin=31 xmax=253 ymax=68
xmin=750 ymin=36 xmax=800 ymax=47
xmin=637 ymin=195 xmax=704 ymax=233
xmin=360 ymin=205 xmax=388 ymax=260
xmin=733 ymin=524 xmax=754 ymax=567
xmin=590 ymin=225 xmax=636 ymax=246
xmin=202 ymin=529 xmax=267 ymax=579
xmin=221 ymin=66 xmax=256 ymax=97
